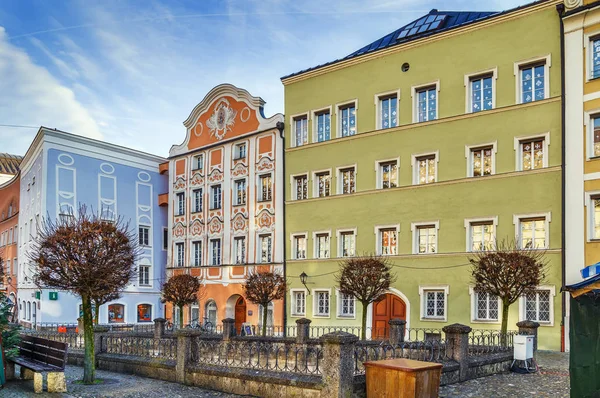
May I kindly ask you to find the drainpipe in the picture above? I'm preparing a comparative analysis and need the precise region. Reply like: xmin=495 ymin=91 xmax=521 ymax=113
xmin=276 ymin=121 xmax=287 ymax=336
xmin=556 ymin=3 xmax=566 ymax=353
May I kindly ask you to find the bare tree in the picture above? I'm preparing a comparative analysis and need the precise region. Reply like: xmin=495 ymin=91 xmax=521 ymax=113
xmin=29 ymin=205 xmax=139 ymax=384
xmin=336 ymin=255 xmax=396 ymax=340
xmin=469 ymin=238 xmax=547 ymax=338
xmin=243 ymin=271 xmax=286 ymax=336
xmin=161 ymin=274 xmax=203 ymax=328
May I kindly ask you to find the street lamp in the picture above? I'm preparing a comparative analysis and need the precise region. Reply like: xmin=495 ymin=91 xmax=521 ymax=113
xmin=299 ymin=272 xmax=310 ymax=294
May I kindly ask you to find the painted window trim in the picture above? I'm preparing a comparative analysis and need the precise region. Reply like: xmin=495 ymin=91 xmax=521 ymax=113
xmin=311 ymin=105 xmax=333 ymax=143
xmin=313 ymin=230 xmax=331 ymax=259
xmin=374 ymin=224 xmax=400 ymax=256
xmin=232 ymin=178 xmax=247 ymax=206
xmin=335 ymin=288 xmax=356 ymax=319
xmin=336 ymin=227 xmax=357 ymax=258
xmin=374 ymin=89 xmax=401 ymax=130
xmin=209 ymin=183 xmax=222 ymax=210
xmin=513 ymin=54 xmax=551 ymax=104
xmin=312 ymin=168 xmax=332 ymax=199
xmin=257 ymin=232 xmax=273 ymax=264
xmin=257 ymin=172 xmax=273 ymax=203
xmin=465 ymin=141 xmax=498 ymax=177
xmin=464 ymin=216 xmax=498 ymax=252
xmin=375 ymin=158 xmax=400 ymax=189
xmin=336 ymin=164 xmax=357 ymax=195
xmin=585 ymin=190 xmax=600 ymax=242
xmin=190 ymin=239 xmax=203 ymax=267
xmin=209 ymin=238 xmax=222 ymax=266
xmin=231 ymin=236 xmax=246 ymax=265
xmin=512 ymin=212 xmax=552 ymax=249
xmin=468 ymin=286 xmax=502 ymax=324
xmin=410 ymin=221 xmax=440 ymax=255
xmin=289 ymin=172 xmax=309 ymax=200
xmin=411 ymin=151 xmax=440 ymax=185
xmin=233 ymin=142 xmax=247 ymax=160
xmin=584 ymin=31 xmax=600 ymax=82
xmin=518 ymin=285 xmax=556 ymax=326
xmin=290 ymin=232 xmax=308 ymax=260
xmin=584 ymin=109 xmax=600 ymax=160
xmin=191 ymin=153 xmax=204 ymax=172
xmin=418 ymin=285 xmax=449 ymax=322
xmin=290 ymin=288 xmax=308 ymax=317
xmin=289 ymin=112 xmax=309 ymax=147
xmin=312 ymin=288 xmax=332 ymax=318
xmin=334 ymin=99 xmax=359 ymax=138
xmin=464 ymin=67 xmax=498 ymax=113
xmin=513 ymin=132 xmax=550 ymax=171
xmin=411 ymin=80 xmax=440 ymax=123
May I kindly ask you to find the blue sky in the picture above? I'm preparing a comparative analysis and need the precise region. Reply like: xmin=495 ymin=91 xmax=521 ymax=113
xmin=0 ymin=0 xmax=526 ymax=158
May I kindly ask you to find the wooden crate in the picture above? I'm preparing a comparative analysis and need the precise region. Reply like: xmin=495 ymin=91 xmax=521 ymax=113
xmin=364 ymin=358 xmax=442 ymax=398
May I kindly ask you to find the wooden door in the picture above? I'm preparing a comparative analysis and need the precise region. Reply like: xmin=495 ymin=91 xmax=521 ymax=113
xmin=234 ymin=297 xmax=246 ymax=333
xmin=372 ymin=294 xmax=406 ymax=339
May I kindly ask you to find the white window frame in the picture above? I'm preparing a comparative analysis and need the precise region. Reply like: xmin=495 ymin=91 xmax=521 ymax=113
xmin=374 ymin=89 xmax=401 ymax=130
xmin=234 ymin=142 xmax=247 ymax=160
xmin=290 ymin=288 xmax=308 ymax=317
xmin=233 ymin=179 xmax=246 ymax=206
xmin=258 ymin=173 xmax=273 ymax=202
xmin=375 ymin=224 xmax=400 ymax=256
xmin=290 ymin=173 xmax=309 ymax=201
xmin=336 ymin=165 xmax=357 ymax=195
xmin=584 ymin=31 xmax=600 ymax=82
xmin=335 ymin=288 xmax=356 ymax=319
xmin=312 ymin=169 xmax=332 ymax=198
xmin=162 ymin=228 xmax=168 ymax=251
xmin=376 ymin=158 xmax=400 ymax=189
xmin=518 ymin=285 xmax=556 ymax=326
xmin=176 ymin=192 xmax=185 ymax=216
xmin=585 ymin=110 xmax=600 ymax=160
xmin=139 ymin=225 xmax=150 ymax=247
xmin=513 ymin=212 xmax=551 ymax=249
xmin=192 ymin=154 xmax=204 ymax=172
xmin=210 ymin=238 xmax=222 ymax=266
xmin=585 ymin=191 xmax=600 ymax=241
xmin=464 ymin=68 xmax=498 ymax=113
xmin=335 ymin=99 xmax=358 ymax=138
xmin=192 ymin=240 xmax=202 ymax=267
xmin=465 ymin=141 xmax=497 ymax=177
xmin=411 ymin=221 xmax=439 ymax=255
xmin=290 ymin=233 xmax=308 ymax=260
xmin=411 ymin=151 xmax=439 ymax=185
xmin=411 ymin=81 xmax=440 ymax=123
xmin=312 ymin=288 xmax=332 ymax=318
xmin=192 ymin=188 xmax=203 ymax=212
xmin=258 ymin=233 xmax=273 ymax=263
xmin=175 ymin=242 xmax=185 ymax=267
xmin=337 ymin=228 xmax=357 ymax=258
xmin=311 ymin=106 xmax=333 ymax=143
xmin=464 ymin=217 xmax=498 ymax=252
xmin=232 ymin=236 xmax=245 ymax=264
xmin=513 ymin=55 xmax=551 ymax=104
xmin=210 ymin=184 xmax=222 ymax=210
xmin=468 ymin=286 xmax=502 ymax=324
xmin=514 ymin=133 xmax=550 ymax=171
xmin=313 ymin=231 xmax=331 ymax=259
xmin=419 ymin=285 xmax=449 ymax=322
xmin=290 ymin=113 xmax=309 ymax=147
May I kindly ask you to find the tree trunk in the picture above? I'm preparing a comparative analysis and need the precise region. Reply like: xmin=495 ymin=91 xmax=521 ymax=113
xmin=501 ymin=299 xmax=510 ymax=346
xmin=82 ymin=295 xmax=95 ymax=384
xmin=262 ymin=303 xmax=268 ymax=337
xmin=361 ymin=301 xmax=368 ymax=341
xmin=93 ymin=300 xmax=99 ymax=325
xmin=178 ymin=306 xmax=184 ymax=328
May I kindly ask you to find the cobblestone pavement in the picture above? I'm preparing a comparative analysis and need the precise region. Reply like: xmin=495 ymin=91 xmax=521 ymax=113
xmin=440 ymin=351 xmax=570 ymax=398
xmin=1 ymin=365 xmax=248 ymax=397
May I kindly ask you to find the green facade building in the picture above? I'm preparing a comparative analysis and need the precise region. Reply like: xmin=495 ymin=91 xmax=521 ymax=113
xmin=281 ymin=0 xmax=563 ymax=350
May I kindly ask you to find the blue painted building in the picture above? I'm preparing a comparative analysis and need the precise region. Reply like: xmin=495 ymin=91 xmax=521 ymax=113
xmin=18 ymin=127 xmax=168 ymax=326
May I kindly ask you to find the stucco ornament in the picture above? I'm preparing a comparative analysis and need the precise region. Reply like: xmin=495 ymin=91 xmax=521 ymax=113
xmin=257 ymin=211 xmax=274 ymax=230
xmin=232 ymin=214 xmax=247 ymax=232
xmin=209 ymin=218 xmax=223 ymax=235
xmin=190 ymin=220 xmax=204 ymax=236
xmin=190 ymin=172 xmax=204 ymax=186
xmin=564 ymin=0 xmax=582 ymax=9
xmin=256 ymin=157 xmax=274 ymax=172
xmin=173 ymin=223 xmax=185 ymax=238
xmin=174 ymin=177 xmax=186 ymax=190
xmin=206 ymin=98 xmax=237 ymax=141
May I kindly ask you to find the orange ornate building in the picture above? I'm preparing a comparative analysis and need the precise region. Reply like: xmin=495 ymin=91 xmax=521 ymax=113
xmin=0 ymin=153 xmax=22 ymax=320
xmin=164 ymin=84 xmax=284 ymax=333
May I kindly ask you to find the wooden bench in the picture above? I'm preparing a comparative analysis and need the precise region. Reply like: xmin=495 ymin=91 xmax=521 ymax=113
xmin=6 ymin=335 xmax=68 ymax=393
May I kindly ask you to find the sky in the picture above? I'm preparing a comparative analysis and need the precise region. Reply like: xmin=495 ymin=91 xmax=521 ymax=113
xmin=0 ymin=0 xmax=527 ymax=158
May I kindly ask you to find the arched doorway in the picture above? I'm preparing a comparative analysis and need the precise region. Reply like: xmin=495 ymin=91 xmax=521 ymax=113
xmin=234 ymin=297 xmax=246 ymax=333
xmin=372 ymin=293 xmax=406 ymax=339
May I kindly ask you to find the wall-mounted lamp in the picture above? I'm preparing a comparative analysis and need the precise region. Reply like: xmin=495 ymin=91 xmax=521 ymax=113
xmin=299 ymin=272 xmax=310 ymax=294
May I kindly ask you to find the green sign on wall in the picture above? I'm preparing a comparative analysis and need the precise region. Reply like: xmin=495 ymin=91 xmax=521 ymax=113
xmin=49 ymin=292 xmax=58 ymax=300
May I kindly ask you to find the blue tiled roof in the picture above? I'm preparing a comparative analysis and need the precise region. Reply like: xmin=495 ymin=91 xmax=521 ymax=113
xmin=282 ymin=2 xmax=548 ymax=80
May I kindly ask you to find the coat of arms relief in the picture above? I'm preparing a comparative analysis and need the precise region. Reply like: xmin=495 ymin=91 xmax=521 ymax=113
xmin=206 ymin=98 xmax=237 ymax=141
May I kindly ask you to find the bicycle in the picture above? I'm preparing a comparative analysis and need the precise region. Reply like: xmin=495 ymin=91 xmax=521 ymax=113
xmin=186 ymin=316 xmax=213 ymax=332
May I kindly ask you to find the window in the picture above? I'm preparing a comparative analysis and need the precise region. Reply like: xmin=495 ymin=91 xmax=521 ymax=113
xmin=315 ymin=233 xmax=330 ymax=259
xmin=315 ymin=172 xmax=331 ymax=198
xmin=592 ymin=116 xmax=600 ymax=158
xmin=138 ymin=262 xmax=150 ymax=286
xmin=234 ymin=143 xmax=247 ymax=160
xmin=339 ymin=167 xmax=355 ymax=194
xmin=108 ymin=304 xmax=125 ymax=323
xmin=414 ymin=154 xmax=437 ymax=184
xmin=258 ymin=303 xmax=274 ymax=331
xmin=259 ymin=234 xmax=272 ymax=263
xmin=292 ymin=234 xmax=307 ymax=260
xmin=293 ymin=115 xmax=308 ymax=147
xmin=470 ymin=147 xmax=494 ymax=177
xmin=139 ymin=226 xmax=150 ymax=246
xmin=176 ymin=243 xmax=185 ymax=267
xmin=379 ymin=95 xmax=398 ymax=129
xmin=415 ymin=86 xmax=437 ymax=122
xmin=339 ymin=231 xmax=355 ymax=257
xmin=338 ymin=104 xmax=356 ymax=137
xmin=162 ymin=228 xmax=168 ymax=251
xmin=234 ymin=180 xmax=246 ymax=206
xmin=210 ymin=239 xmax=221 ymax=266
xmin=337 ymin=292 xmax=355 ymax=318
xmin=469 ymin=221 xmax=496 ymax=252
xmin=233 ymin=237 xmax=245 ymax=264
xmin=474 ymin=291 xmax=499 ymax=321
xmin=519 ymin=63 xmax=547 ymax=103
xmin=314 ymin=290 xmax=330 ymax=317
xmin=259 ymin=174 xmax=272 ymax=201
xmin=210 ymin=185 xmax=222 ymax=209
xmin=137 ymin=304 xmax=152 ymax=323
xmin=192 ymin=241 xmax=202 ymax=266
xmin=421 ymin=288 xmax=447 ymax=320
xmin=206 ymin=301 xmax=217 ymax=325
xmin=193 ymin=189 xmax=203 ymax=212
xmin=519 ymin=138 xmax=545 ymax=171
xmin=291 ymin=290 xmax=306 ymax=316
xmin=379 ymin=228 xmax=398 ymax=255
xmin=414 ymin=224 xmax=437 ymax=254
xmin=519 ymin=217 xmax=547 ymax=249
xmin=524 ymin=289 xmax=551 ymax=323
xmin=591 ymin=196 xmax=600 ymax=240
xmin=176 ymin=192 xmax=185 ymax=216
xmin=294 ymin=175 xmax=308 ymax=200
xmin=315 ymin=110 xmax=331 ymax=142
xmin=469 ymin=75 xmax=493 ymax=112
xmin=193 ymin=154 xmax=204 ymax=171
xmin=591 ymin=38 xmax=600 ymax=80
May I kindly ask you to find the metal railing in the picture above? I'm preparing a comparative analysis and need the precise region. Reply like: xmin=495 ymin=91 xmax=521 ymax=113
xmin=468 ymin=329 xmax=517 ymax=355
xmin=101 ymin=335 xmax=177 ymax=360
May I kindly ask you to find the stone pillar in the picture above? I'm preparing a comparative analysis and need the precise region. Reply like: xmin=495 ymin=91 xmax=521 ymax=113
xmin=388 ymin=318 xmax=406 ymax=345
xmin=222 ymin=318 xmax=235 ymax=341
xmin=175 ymin=329 xmax=194 ymax=384
xmin=77 ymin=317 xmax=84 ymax=335
xmin=153 ymin=317 xmax=166 ymax=339
xmin=320 ymin=331 xmax=359 ymax=398
xmin=442 ymin=323 xmax=472 ymax=382
xmin=93 ymin=326 xmax=110 ymax=357
xmin=295 ymin=318 xmax=312 ymax=344
xmin=517 ymin=320 xmax=540 ymax=356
